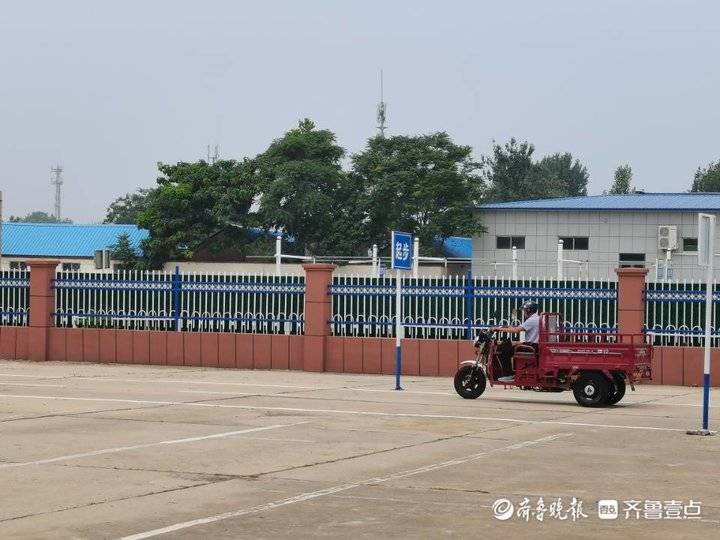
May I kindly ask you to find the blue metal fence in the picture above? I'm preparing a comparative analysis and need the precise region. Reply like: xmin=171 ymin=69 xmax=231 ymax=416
xmin=645 ymin=280 xmax=720 ymax=346
xmin=53 ymin=269 xmax=305 ymax=334
xmin=0 ymin=270 xmax=30 ymax=326
xmin=330 ymin=272 xmax=617 ymax=339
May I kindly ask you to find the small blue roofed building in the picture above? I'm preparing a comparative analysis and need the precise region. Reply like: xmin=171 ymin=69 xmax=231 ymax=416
xmin=1 ymin=223 xmax=148 ymax=272
xmin=474 ymin=193 xmax=720 ymax=280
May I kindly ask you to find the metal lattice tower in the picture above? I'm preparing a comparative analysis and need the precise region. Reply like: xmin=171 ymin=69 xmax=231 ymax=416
xmin=206 ymin=145 xmax=219 ymax=164
xmin=376 ymin=70 xmax=387 ymax=137
xmin=50 ymin=164 xmax=63 ymax=220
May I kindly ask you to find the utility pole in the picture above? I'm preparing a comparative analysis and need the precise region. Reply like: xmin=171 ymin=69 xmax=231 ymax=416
xmin=376 ymin=70 xmax=387 ymax=137
xmin=50 ymin=164 xmax=63 ymax=220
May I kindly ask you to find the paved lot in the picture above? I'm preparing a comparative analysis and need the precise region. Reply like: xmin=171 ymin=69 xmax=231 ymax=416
xmin=0 ymin=360 xmax=717 ymax=539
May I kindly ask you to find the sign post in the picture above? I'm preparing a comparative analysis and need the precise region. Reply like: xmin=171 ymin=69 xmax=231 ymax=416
xmin=392 ymin=231 xmax=412 ymax=391
xmin=689 ymin=213 xmax=716 ymax=436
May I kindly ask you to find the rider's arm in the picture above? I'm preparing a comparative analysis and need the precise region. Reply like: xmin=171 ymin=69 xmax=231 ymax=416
xmin=492 ymin=325 xmax=524 ymax=334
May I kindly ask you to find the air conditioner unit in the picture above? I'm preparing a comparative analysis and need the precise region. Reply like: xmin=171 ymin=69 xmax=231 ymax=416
xmin=658 ymin=225 xmax=678 ymax=251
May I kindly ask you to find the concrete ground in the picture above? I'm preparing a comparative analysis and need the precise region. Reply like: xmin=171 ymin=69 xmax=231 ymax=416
xmin=0 ymin=361 xmax=717 ymax=539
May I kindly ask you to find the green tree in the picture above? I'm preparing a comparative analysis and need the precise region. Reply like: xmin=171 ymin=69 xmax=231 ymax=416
xmin=9 ymin=211 xmax=71 ymax=223
xmin=104 ymin=188 xmax=154 ymax=224
xmin=535 ymin=152 xmax=589 ymax=197
xmin=137 ymin=159 xmax=257 ymax=267
xmin=482 ymin=139 xmax=564 ymax=202
xmin=690 ymin=161 xmax=720 ymax=192
xmin=254 ymin=119 xmax=354 ymax=255
xmin=111 ymin=232 xmax=139 ymax=270
xmin=608 ymin=164 xmax=634 ymax=194
xmin=482 ymin=139 xmax=589 ymax=202
xmin=351 ymin=132 xmax=484 ymax=254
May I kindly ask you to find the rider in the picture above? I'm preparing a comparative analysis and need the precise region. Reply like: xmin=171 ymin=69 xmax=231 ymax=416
xmin=491 ymin=300 xmax=540 ymax=382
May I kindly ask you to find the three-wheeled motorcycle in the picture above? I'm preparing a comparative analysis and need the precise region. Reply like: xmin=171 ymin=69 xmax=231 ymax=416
xmin=453 ymin=313 xmax=653 ymax=407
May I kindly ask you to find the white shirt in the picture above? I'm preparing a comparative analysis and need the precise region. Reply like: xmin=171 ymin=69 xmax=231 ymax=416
xmin=521 ymin=313 xmax=540 ymax=343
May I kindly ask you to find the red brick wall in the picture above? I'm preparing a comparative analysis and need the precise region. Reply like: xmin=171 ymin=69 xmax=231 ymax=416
xmin=4 ymin=326 xmax=717 ymax=387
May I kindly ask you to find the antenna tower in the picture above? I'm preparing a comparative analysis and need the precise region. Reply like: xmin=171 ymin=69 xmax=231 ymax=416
xmin=206 ymin=145 xmax=220 ymax=164
xmin=376 ymin=70 xmax=387 ymax=137
xmin=50 ymin=164 xmax=63 ymax=220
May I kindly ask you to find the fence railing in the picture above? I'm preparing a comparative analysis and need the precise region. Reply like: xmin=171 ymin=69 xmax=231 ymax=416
xmin=330 ymin=273 xmax=617 ymax=339
xmin=645 ymin=280 xmax=720 ymax=346
xmin=2 ymin=265 xmax=712 ymax=346
xmin=53 ymin=269 xmax=305 ymax=334
xmin=0 ymin=270 xmax=30 ymax=326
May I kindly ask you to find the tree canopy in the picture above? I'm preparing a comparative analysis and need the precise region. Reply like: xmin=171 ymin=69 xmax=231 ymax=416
xmin=253 ymin=119 xmax=353 ymax=255
xmin=690 ymin=161 xmax=720 ymax=192
xmin=608 ymin=164 xmax=634 ymax=194
xmin=111 ymin=232 xmax=139 ymax=270
xmin=107 ymin=121 xmax=600 ymax=266
xmin=9 ymin=211 xmax=71 ymax=223
xmin=351 ymin=132 xmax=483 ymax=254
xmin=136 ymin=159 xmax=256 ymax=267
xmin=104 ymin=188 xmax=154 ymax=224
xmin=535 ymin=152 xmax=589 ymax=197
xmin=482 ymin=139 xmax=589 ymax=202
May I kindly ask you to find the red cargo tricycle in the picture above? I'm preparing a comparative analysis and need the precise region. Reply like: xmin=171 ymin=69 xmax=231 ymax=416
xmin=453 ymin=313 xmax=652 ymax=407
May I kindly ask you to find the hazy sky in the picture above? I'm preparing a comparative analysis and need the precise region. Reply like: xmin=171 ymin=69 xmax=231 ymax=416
xmin=1 ymin=0 xmax=719 ymax=222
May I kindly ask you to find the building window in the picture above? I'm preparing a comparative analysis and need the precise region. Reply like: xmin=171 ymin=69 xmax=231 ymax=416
xmin=683 ymin=237 xmax=698 ymax=252
xmin=619 ymin=253 xmax=646 ymax=268
xmin=62 ymin=263 xmax=81 ymax=272
xmin=9 ymin=262 xmax=27 ymax=270
xmin=559 ymin=237 xmax=589 ymax=250
xmin=496 ymin=236 xmax=525 ymax=249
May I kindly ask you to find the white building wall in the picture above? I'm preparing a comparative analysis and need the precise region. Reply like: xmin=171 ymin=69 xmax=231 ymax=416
xmin=1 ymin=257 xmax=106 ymax=273
xmin=473 ymin=210 xmax=718 ymax=280
xmin=162 ymin=261 xmax=447 ymax=277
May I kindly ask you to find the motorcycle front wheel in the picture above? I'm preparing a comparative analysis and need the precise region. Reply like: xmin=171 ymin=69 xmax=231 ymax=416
xmin=454 ymin=365 xmax=487 ymax=399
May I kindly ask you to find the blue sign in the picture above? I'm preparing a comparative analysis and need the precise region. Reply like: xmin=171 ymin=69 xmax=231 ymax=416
xmin=391 ymin=231 xmax=413 ymax=270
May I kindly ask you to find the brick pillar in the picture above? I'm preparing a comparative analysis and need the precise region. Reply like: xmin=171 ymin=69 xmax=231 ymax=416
xmin=615 ymin=267 xmax=649 ymax=339
xmin=27 ymin=259 xmax=60 ymax=361
xmin=302 ymin=263 xmax=336 ymax=372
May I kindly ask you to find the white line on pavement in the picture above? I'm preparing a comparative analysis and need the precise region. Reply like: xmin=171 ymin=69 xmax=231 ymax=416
xmin=350 ymin=388 xmax=452 ymax=396
xmin=658 ymin=403 xmax=719 ymax=408
xmin=0 ymin=424 xmax=298 ymax=469
xmin=232 ymin=436 xmax=315 ymax=443
xmin=0 ymin=393 xmax=689 ymax=432
xmin=0 ymin=382 xmax=67 ymax=388
xmin=2 ymin=372 xmax=709 ymax=406
xmin=0 ymin=374 xmax=65 ymax=379
xmin=80 ymin=377 xmax=337 ymax=390
xmin=179 ymin=387 xmax=720 ymax=411
xmin=179 ymin=390 xmax=268 ymax=396
xmin=0 ymin=373 xmax=338 ymax=390
xmin=117 ymin=433 xmax=571 ymax=540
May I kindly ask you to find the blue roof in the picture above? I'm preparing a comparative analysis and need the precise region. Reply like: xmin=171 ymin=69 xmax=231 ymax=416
xmin=2 ymin=223 xmax=148 ymax=257
xmin=439 ymin=236 xmax=471 ymax=258
xmin=477 ymin=193 xmax=720 ymax=212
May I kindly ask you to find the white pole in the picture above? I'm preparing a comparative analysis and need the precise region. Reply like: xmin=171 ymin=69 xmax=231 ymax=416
xmin=275 ymin=236 xmax=281 ymax=276
xmin=665 ymin=249 xmax=671 ymax=281
xmin=702 ymin=216 xmax=715 ymax=432
xmin=395 ymin=271 xmax=403 ymax=390
xmin=412 ymin=237 xmax=419 ymax=278
xmin=372 ymin=244 xmax=378 ymax=276
xmin=511 ymin=246 xmax=518 ymax=280
xmin=557 ymin=240 xmax=564 ymax=280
